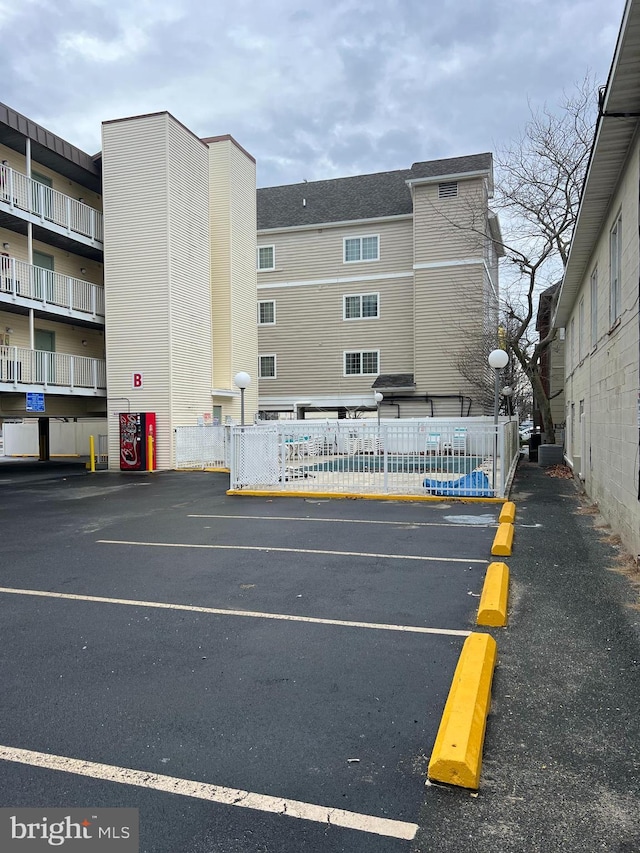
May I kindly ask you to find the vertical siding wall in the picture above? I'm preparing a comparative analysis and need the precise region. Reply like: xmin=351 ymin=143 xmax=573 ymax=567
xmin=207 ymin=139 xmax=258 ymax=422
xmin=102 ymin=113 xmax=211 ymax=470
xmin=565 ymin=139 xmax=640 ymax=559
xmin=412 ymin=178 xmax=491 ymax=416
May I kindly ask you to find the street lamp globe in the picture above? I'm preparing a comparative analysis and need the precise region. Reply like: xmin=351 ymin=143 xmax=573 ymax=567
xmin=488 ymin=349 xmax=509 ymax=370
xmin=234 ymin=371 xmax=251 ymax=390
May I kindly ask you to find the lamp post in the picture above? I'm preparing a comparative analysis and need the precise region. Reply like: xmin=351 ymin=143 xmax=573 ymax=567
xmin=501 ymin=385 xmax=513 ymax=419
xmin=234 ymin=371 xmax=251 ymax=426
xmin=374 ymin=391 xmax=383 ymax=427
xmin=488 ymin=349 xmax=509 ymax=496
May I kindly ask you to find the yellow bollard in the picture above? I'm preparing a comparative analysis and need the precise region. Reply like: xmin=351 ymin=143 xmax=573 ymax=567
xmin=89 ymin=435 xmax=96 ymax=473
xmin=147 ymin=433 xmax=154 ymax=473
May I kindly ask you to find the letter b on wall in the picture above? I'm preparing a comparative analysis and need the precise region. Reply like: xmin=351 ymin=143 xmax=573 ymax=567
xmin=132 ymin=372 xmax=143 ymax=389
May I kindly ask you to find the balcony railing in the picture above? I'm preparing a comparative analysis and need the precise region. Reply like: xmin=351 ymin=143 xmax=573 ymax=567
xmin=0 ymin=256 xmax=104 ymax=319
xmin=0 ymin=164 xmax=103 ymax=244
xmin=0 ymin=345 xmax=106 ymax=393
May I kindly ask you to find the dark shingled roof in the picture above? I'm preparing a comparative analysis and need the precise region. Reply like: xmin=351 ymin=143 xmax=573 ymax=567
xmin=372 ymin=374 xmax=416 ymax=390
xmin=257 ymin=153 xmax=492 ymax=230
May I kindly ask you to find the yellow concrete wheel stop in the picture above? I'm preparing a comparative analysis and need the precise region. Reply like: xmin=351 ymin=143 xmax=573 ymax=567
xmin=499 ymin=501 xmax=516 ymax=524
xmin=428 ymin=632 xmax=497 ymax=790
xmin=491 ymin=522 xmax=514 ymax=556
xmin=477 ymin=562 xmax=510 ymax=627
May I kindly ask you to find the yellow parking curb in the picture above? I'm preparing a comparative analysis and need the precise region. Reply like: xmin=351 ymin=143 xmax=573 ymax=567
xmin=491 ymin=522 xmax=514 ymax=556
xmin=477 ymin=562 xmax=510 ymax=627
xmin=226 ymin=489 xmax=503 ymax=504
xmin=499 ymin=501 xmax=516 ymax=524
xmin=427 ymin=632 xmax=497 ymax=789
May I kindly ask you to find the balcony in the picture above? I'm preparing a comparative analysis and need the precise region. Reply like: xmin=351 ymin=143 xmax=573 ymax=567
xmin=0 ymin=163 xmax=103 ymax=250
xmin=0 ymin=345 xmax=106 ymax=396
xmin=0 ymin=256 xmax=104 ymax=323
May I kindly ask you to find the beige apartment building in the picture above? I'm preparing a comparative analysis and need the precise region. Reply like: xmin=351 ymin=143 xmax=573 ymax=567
xmin=256 ymin=154 xmax=502 ymax=419
xmin=555 ymin=0 xmax=640 ymax=559
xmin=0 ymin=105 xmax=258 ymax=469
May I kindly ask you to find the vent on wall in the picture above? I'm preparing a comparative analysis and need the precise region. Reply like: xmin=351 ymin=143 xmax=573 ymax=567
xmin=438 ymin=181 xmax=458 ymax=199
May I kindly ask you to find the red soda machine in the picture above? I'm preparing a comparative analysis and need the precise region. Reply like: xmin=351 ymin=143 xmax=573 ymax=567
xmin=119 ymin=412 xmax=156 ymax=471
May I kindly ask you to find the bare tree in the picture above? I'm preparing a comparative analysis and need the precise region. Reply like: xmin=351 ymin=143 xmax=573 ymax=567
xmin=496 ymin=76 xmax=596 ymax=442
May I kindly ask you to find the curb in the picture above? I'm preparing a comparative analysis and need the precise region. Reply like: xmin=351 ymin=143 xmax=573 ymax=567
xmin=498 ymin=501 xmax=516 ymax=523
xmin=491 ymin=522 xmax=514 ymax=556
xmin=427 ymin=632 xmax=498 ymax=790
xmin=477 ymin=562 xmax=510 ymax=627
xmin=226 ymin=489 xmax=504 ymax=504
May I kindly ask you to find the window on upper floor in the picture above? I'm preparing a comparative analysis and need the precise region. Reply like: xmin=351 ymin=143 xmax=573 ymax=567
xmin=343 ymin=292 xmax=379 ymax=320
xmin=258 ymin=300 xmax=276 ymax=325
xmin=578 ymin=296 xmax=585 ymax=362
xmin=609 ymin=214 xmax=622 ymax=326
xmin=438 ymin=181 xmax=458 ymax=199
xmin=590 ymin=266 xmax=598 ymax=348
xmin=259 ymin=354 xmax=277 ymax=379
xmin=344 ymin=350 xmax=379 ymax=376
xmin=344 ymin=235 xmax=379 ymax=264
xmin=257 ymin=245 xmax=275 ymax=271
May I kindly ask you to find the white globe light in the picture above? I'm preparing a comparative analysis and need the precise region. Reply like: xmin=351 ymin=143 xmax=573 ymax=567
xmin=374 ymin=392 xmax=383 ymax=403
xmin=234 ymin=371 xmax=251 ymax=389
xmin=488 ymin=349 xmax=509 ymax=370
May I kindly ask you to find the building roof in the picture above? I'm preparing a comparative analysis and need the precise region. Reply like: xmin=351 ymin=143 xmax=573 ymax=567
xmin=371 ymin=373 xmax=416 ymax=390
xmin=0 ymin=102 xmax=102 ymax=193
xmin=257 ymin=153 xmax=493 ymax=230
xmin=555 ymin=0 xmax=640 ymax=326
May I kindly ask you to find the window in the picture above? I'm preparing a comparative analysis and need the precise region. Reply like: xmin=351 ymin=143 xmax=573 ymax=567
xmin=259 ymin=354 xmax=276 ymax=379
xmin=578 ymin=296 xmax=584 ymax=362
xmin=343 ymin=292 xmax=379 ymax=320
xmin=344 ymin=235 xmax=379 ymax=263
xmin=344 ymin=350 xmax=379 ymax=376
xmin=590 ymin=266 xmax=598 ymax=348
xmin=258 ymin=300 xmax=275 ymax=325
xmin=609 ymin=214 xmax=622 ymax=326
xmin=257 ymin=245 xmax=275 ymax=271
xmin=438 ymin=181 xmax=458 ymax=199
xmin=569 ymin=317 xmax=575 ymax=370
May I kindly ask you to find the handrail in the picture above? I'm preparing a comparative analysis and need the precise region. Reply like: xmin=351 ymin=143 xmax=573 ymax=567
xmin=0 ymin=345 xmax=106 ymax=390
xmin=0 ymin=255 xmax=104 ymax=317
xmin=0 ymin=163 xmax=103 ymax=244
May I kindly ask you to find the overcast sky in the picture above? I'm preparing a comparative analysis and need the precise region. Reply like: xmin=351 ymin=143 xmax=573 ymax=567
xmin=0 ymin=0 xmax=627 ymax=188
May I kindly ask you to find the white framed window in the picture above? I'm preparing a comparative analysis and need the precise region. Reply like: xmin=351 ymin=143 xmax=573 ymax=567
xmin=344 ymin=350 xmax=379 ymax=376
xmin=578 ymin=296 xmax=584 ymax=362
xmin=259 ymin=354 xmax=277 ymax=379
xmin=609 ymin=214 xmax=622 ymax=326
xmin=343 ymin=292 xmax=379 ymax=320
xmin=343 ymin=235 xmax=379 ymax=264
xmin=257 ymin=245 xmax=275 ymax=271
xmin=590 ymin=266 xmax=598 ymax=348
xmin=258 ymin=300 xmax=276 ymax=325
xmin=438 ymin=181 xmax=458 ymax=199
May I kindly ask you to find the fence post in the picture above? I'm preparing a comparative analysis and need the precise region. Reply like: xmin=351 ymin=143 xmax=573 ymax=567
xmin=383 ymin=423 xmax=389 ymax=493
xmin=89 ymin=435 xmax=96 ymax=473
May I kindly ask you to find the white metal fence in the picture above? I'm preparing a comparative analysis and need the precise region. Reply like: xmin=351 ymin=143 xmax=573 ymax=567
xmin=0 ymin=164 xmax=103 ymax=243
xmin=0 ymin=256 xmax=105 ymax=318
xmin=229 ymin=418 xmax=519 ymax=498
xmin=0 ymin=345 xmax=106 ymax=391
xmin=174 ymin=425 xmax=229 ymax=469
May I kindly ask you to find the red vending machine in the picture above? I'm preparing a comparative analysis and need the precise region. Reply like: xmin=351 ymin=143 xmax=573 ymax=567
xmin=119 ymin=412 xmax=156 ymax=471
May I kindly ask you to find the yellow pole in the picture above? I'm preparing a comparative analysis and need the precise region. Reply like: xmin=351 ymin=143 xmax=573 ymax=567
xmin=147 ymin=433 xmax=154 ymax=473
xmin=89 ymin=435 xmax=96 ymax=473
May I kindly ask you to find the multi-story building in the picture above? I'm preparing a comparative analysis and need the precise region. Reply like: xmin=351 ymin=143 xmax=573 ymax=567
xmin=0 ymin=105 xmax=258 ymax=468
xmin=555 ymin=0 xmax=640 ymax=559
xmin=255 ymin=154 xmax=502 ymax=419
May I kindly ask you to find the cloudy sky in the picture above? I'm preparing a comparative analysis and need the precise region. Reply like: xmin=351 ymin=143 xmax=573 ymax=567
xmin=0 ymin=0 xmax=627 ymax=187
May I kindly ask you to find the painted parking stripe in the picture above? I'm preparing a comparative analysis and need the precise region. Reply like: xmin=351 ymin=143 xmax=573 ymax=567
xmin=0 ymin=745 xmax=419 ymax=840
xmin=0 ymin=587 xmax=472 ymax=637
xmin=189 ymin=514 xmax=497 ymax=528
xmin=97 ymin=538 xmax=488 ymax=564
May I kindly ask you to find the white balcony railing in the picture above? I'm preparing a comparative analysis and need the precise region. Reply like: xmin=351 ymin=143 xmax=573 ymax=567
xmin=0 ymin=256 xmax=104 ymax=318
xmin=0 ymin=164 xmax=103 ymax=244
xmin=0 ymin=345 xmax=106 ymax=392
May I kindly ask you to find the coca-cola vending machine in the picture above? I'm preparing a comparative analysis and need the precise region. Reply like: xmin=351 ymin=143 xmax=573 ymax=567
xmin=119 ymin=412 xmax=156 ymax=471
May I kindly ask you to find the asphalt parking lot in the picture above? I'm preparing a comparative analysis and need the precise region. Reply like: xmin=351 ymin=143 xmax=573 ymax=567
xmin=0 ymin=466 xmax=500 ymax=852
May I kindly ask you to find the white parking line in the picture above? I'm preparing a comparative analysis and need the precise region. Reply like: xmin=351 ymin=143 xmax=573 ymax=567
xmin=97 ymin=538 xmax=488 ymax=564
xmin=189 ymin=513 xmax=496 ymax=528
xmin=0 ymin=745 xmax=419 ymax=840
xmin=0 ymin=587 xmax=471 ymax=637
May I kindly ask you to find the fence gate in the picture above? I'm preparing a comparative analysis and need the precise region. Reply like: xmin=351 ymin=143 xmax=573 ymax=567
xmin=174 ymin=426 xmax=229 ymax=469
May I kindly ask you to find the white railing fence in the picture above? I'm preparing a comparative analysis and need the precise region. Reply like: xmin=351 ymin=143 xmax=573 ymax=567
xmin=0 ymin=256 xmax=104 ymax=317
xmin=0 ymin=345 xmax=106 ymax=390
xmin=174 ymin=425 xmax=230 ymax=469
xmin=0 ymin=163 xmax=103 ymax=243
xmin=229 ymin=418 xmax=519 ymax=498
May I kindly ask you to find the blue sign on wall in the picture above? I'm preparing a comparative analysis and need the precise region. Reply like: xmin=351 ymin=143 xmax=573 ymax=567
xmin=26 ymin=392 xmax=45 ymax=413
